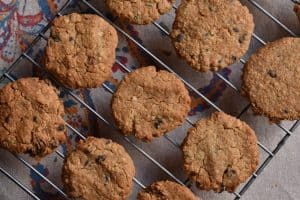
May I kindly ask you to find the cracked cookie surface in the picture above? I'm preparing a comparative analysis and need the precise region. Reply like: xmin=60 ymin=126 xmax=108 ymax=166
xmin=0 ymin=78 xmax=66 ymax=159
xmin=171 ymin=0 xmax=254 ymax=72
xmin=295 ymin=4 xmax=300 ymax=21
xmin=182 ymin=112 xmax=258 ymax=192
xmin=112 ymin=66 xmax=191 ymax=142
xmin=105 ymin=0 xmax=175 ymax=24
xmin=62 ymin=137 xmax=135 ymax=200
xmin=45 ymin=13 xmax=118 ymax=88
xmin=241 ymin=37 xmax=300 ymax=122
xmin=137 ymin=180 xmax=199 ymax=200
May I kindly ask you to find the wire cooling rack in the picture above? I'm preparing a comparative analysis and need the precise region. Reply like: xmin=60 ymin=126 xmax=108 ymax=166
xmin=0 ymin=0 xmax=300 ymax=199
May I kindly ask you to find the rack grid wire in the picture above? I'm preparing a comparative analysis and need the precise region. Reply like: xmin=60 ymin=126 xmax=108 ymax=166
xmin=0 ymin=0 xmax=299 ymax=199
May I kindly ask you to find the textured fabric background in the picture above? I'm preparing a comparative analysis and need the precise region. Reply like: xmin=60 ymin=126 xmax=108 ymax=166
xmin=0 ymin=0 xmax=299 ymax=200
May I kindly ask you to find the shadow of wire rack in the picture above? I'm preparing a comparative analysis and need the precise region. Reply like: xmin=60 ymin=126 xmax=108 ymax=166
xmin=0 ymin=0 xmax=300 ymax=199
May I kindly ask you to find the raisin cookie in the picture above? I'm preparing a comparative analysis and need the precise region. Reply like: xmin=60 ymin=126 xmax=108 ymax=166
xmin=182 ymin=112 xmax=259 ymax=192
xmin=112 ymin=66 xmax=191 ymax=142
xmin=137 ymin=180 xmax=199 ymax=200
xmin=45 ymin=13 xmax=118 ymax=88
xmin=171 ymin=0 xmax=254 ymax=72
xmin=241 ymin=37 xmax=300 ymax=122
xmin=62 ymin=137 xmax=135 ymax=200
xmin=0 ymin=78 xmax=66 ymax=159
xmin=105 ymin=0 xmax=175 ymax=24
xmin=295 ymin=4 xmax=300 ymax=21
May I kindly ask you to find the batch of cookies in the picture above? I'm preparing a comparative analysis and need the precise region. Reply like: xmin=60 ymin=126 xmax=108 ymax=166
xmin=0 ymin=0 xmax=299 ymax=199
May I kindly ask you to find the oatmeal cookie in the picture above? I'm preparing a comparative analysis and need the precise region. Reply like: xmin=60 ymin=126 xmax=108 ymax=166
xmin=112 ymin=66 xmax=191 ymax=142
xmin=171 ymin=0 xmax=254 ymax=72
xmin=182 ymin=112 xmax=259 ymax=192
xmin=0 ymin=78 xmax=66 ymax=159
xmin=45 ymin=13 xmax=118 ymax=88
xmin=137 ymin=180 xmax=199 ymax=200
xmin=105 ymin=0 xmax=175 ymax=24
xmin=241 ymin=37 xmax=300 ymax=122
xmin=62 ymin=137 xmax=135 ymax=200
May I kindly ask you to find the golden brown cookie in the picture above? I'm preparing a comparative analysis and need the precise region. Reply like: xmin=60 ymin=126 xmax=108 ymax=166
xmin=112 ymin=66 xmax=191 ymax=142
xmin=105 ymin=0 xmax=175 ymax=25
xmin=0 ymin=78 xmax=66 ymax=159
xmin=62 ymin=137 xmax=135 ymax=200
xmin=294 ymin=4 xmax=300 ymax=21
xmin=182 ymin=112 xmax=259 ymax=193
xmin=45 ymin=13 xmax=118 ymax=88
xmin=241 ymin=37 xmax=300 ymax=122
xmin=171 ymin=0 xmax=254 ymax=72
xmin=137 ymin=180 xmax=199 ymax=200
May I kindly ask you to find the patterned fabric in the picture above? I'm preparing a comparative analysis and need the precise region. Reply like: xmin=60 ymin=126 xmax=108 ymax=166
xmin=0 ymin=0 xmax=58 ymax=65
xmin=0 ymin=0 xmax=230 ymax=198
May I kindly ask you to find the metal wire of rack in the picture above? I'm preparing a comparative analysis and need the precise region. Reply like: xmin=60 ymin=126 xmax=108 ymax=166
xmin=0 ymin=0 xmax=299 ymax=199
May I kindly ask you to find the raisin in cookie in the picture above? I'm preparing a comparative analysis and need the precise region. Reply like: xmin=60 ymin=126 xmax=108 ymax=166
xmin=182 ymin=112 xmax=259 ymax=192
xmin=0 ymin=78 xmax=66 ymax=159
xmin=45 ymin=13 xmax=118 ymax=88
xmin=112 ymin=66 xmax=191 ymax=142
xmin=137 ymin=180 xmax=199 ymax=200
xmin=62 ymin=137 xmax=135 ymax=200
xmin=241 ymin=37 xmax=300 ymax=122
xmin=171 ymin=0 xmax=254 ymax=72
xmin=295 ymin=4 xmax=300 ymax=21
xmin=105 ymin=0 xmax=175 ymax=25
